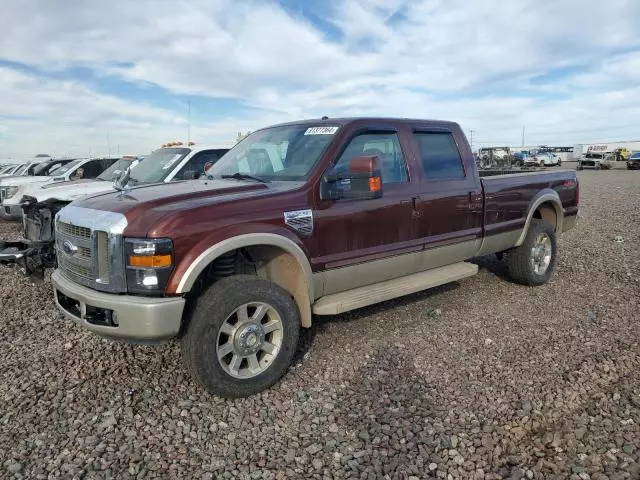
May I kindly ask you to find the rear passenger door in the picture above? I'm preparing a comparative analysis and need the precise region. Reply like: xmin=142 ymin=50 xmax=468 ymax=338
xmin=411 ymin=129 xmax=483 ymax=258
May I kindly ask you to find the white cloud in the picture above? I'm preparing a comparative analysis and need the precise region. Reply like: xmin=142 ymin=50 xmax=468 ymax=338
xmin=1 ymin=0 xmax=640 ymax=156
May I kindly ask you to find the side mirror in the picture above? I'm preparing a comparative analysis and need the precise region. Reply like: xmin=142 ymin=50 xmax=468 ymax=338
xmin=111 ymin=170 xmax=122 ymax=181
xmin=321 ymin=155 xmax=383 ymax=201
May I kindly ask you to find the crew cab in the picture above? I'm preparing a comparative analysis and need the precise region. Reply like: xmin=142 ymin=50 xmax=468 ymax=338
xmin=48 ymin=118 xmax=579 ymax=398
xmin=0 ymin=145 xmax=229 ymax=277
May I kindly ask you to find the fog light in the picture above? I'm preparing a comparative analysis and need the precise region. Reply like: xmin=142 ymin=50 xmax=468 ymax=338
xmin=138 ymin=269 xmax=159 ymax=287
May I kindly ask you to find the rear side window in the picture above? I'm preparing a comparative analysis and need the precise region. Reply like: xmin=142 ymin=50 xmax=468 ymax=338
xmin=414 ymin=132 xmax=465 ymax=180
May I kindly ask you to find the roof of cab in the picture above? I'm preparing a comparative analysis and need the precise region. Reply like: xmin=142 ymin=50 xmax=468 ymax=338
xmin=263 ymin=117 xmax=460 ymax=130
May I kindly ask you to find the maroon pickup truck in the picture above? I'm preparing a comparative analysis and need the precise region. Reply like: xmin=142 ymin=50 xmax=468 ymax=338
xmin=50 ymin=118 xmax=579 ymax=397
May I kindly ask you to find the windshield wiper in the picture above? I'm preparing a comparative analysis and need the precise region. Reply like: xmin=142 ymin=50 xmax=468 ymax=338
xmin=219 ymin=172 xmax=268 ymax=183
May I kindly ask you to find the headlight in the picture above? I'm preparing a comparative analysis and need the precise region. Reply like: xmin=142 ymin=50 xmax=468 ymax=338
xmin=4 ymin=186 xmax=19 ymax=199
xmin=124 ymin=238 xmax=174 ymax=295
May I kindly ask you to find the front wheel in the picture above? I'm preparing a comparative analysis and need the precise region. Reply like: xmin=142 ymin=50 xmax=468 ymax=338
xmin=181 ymin=275 xmax=300 ymax=398
xmin=506 ymin=219 xmax=557 ymax=286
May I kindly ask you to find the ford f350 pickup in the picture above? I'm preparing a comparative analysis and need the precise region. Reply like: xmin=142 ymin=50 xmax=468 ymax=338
xmin=48 ymin=118 xmax=579 ymax=397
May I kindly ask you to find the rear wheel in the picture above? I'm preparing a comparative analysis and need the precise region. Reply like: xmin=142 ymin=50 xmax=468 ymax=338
xmin=506 ymin=219 xmax=557 ymax=286
xmin=182 ymin=275 xmax=300 ymax=398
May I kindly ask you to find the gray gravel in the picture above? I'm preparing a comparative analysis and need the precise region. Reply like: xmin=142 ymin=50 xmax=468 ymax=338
xmin=1 ymin=170 xmax=639 ymax=479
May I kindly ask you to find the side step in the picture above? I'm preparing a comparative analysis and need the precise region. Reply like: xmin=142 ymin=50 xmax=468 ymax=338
xmin=312 ymin=262 xmax=478 ymax=316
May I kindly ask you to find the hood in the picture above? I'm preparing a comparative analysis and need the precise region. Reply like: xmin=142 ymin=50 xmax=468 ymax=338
xmin=0 ymin=175 xmax=52 ymax=187
xmin=75 ymin=179 xmax=300 ymax=234
xmin=30 ymin=179 xmax=113 ymax=203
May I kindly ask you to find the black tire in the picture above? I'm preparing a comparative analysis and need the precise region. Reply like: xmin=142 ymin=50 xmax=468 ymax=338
xmin=181 ymin=275 xmax=300 ymax=398
xmin=506 ymin=219 xmax=557 ymax=286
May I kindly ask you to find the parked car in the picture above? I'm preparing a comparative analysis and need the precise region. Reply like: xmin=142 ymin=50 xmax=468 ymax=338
xmin=42 ymin=117 xmax=579 ymax=398
xmin=626 ymin=152 xmax=640 ymax=170
xmin=0 ymin=164 xmax=22 ymax=177
xmin=0 ymin=145 xmax=229 ymax=276
xmin=577 ymin=152 xmax=614 ymax=170
xmin=0 ymin=157 xmax=119 ymax=220
xmin=512 ymin=151 xmax=528 ymax=166
xmin=525 ymin=152 xmax=559 ymax=167
xmin=0 ymin=162 xmax=30 ymax=178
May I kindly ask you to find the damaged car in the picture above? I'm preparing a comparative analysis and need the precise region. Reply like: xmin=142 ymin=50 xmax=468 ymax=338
xmin=0 ymin=157 xmax=121 ymax=220
xmin=0 ymin=144 xmax=229 ymax=278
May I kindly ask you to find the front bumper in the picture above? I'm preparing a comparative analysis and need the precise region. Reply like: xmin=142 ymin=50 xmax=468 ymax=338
xmin=627 ymin=162 xmax=640 ymax=170
xmin=0 ymin=203 xmax=22 ymax=220
xmin=52 ymin=269 xmax=185 ymax=341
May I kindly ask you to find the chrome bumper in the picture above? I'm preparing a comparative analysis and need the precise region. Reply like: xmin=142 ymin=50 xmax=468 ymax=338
xmin=52 ymin=269 xmax=185 ymax=341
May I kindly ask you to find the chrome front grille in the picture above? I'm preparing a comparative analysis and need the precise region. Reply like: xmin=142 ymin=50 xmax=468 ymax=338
xmin=54 ymin=206 xmax=128 ymax=293
xmin=57 ymin=222 xmax=91 ymax=239
xmin=56 ymin=221 xmax=96 ymax=288
xmin=0 ymin=188 xmax=5 ymax=202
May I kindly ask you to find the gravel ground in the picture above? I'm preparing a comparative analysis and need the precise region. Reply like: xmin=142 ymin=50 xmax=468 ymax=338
xmin=1 ymin=170 xmax=639 ymax=480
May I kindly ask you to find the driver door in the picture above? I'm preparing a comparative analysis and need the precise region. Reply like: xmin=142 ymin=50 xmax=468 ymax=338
xmin=307 ymin=128 xmax=422 ymax=294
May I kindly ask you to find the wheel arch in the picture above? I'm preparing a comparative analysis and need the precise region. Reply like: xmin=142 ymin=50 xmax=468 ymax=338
xmin=515 ymin=190 xmax=563 ymax=247
xmin=176 ymin=233 xmax=315 ymax=328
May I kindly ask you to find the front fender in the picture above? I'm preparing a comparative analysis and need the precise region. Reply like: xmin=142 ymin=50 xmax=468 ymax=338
xmin=168 ymin=224 xmax=313 ymax=299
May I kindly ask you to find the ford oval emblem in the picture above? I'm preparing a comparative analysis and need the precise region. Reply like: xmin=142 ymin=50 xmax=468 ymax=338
xmin=62 ymin=240 xmax=78 ymax=256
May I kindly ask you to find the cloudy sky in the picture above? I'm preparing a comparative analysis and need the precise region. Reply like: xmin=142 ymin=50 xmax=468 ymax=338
xmin=1 ymin=0 xmax=640 ymax=159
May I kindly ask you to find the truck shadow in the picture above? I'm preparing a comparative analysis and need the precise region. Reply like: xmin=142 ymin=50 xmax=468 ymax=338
xmin=470 ymin=254 xmax=511 ymax=282
xmin=293 ymin=282 xmax=459 ymax=364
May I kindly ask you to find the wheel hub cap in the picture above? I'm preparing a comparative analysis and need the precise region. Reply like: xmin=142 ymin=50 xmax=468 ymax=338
xmin=216 ymin=302 xmax=284 ymax=379
xmin=235 ymin=324 xmax=265 ymax=355
xmin=530 ymin=233 xmax=552 ymax=275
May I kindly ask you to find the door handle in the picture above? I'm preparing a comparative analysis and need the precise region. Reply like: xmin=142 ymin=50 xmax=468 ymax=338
xmin=401 ymin=196 xmax=421 ymax=207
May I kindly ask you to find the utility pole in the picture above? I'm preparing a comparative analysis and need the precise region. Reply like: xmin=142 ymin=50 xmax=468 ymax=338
xmin=521 ymin=126 xmax=525 ymax=147
xmin=469 ymin=129 xmax=475 ymax=151
xmin=187 ymin=100 xmax=191 ymax=145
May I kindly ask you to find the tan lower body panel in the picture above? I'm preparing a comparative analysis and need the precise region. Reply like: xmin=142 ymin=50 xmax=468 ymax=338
xmin=311 ymin=261 xmax=478 ymax=316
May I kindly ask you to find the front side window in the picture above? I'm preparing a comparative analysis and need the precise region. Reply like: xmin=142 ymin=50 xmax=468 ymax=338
xmin=207 ymin=125 xmax=337 ymax=181
xmin=128 ymin=148 xmax=190 ymax=184
xmin=174 ymin=150 xmax=227 ymax=180
xmin=49 ymin=159 xmax=83 ymax=177
xmin=334 ymin=132 xmax=408 ymax=184
xmin=71 ymin=159 xmax=108 ymax=180
xmin=414 ymin=132 xmax=465 ymax=180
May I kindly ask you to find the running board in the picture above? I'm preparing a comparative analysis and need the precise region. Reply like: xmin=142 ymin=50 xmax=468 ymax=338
xmin=312 ymin=262 xmax=478 ymax=316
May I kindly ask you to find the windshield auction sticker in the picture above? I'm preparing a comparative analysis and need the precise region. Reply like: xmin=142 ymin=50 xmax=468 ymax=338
xmin=304 ymin=126 xmax=339 ymax=135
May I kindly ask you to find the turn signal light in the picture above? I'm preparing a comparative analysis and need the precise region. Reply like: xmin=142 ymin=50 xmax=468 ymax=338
xmin=369 ymin=176 xmax=381 ymax=192
xmin=128 ymin=254 xmax=172 ymax=268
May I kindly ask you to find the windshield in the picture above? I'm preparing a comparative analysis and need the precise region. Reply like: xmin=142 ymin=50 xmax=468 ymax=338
xmin=48 ymin=159 xmax=83 ymax=176
xmin=129 ymin=148 xmax=189 ymax=184
xmin=630 ymin=152 xmax=640 ymax=159
xmin=32 ymin=160 xmax=69 ymax=176
xmin=97 ymin=157 xmax=136 ymax=181
xmin=207 ymin=124 xmax=339 ymax=181
xmin=13 ymin=164 xmax=29 ymax=175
